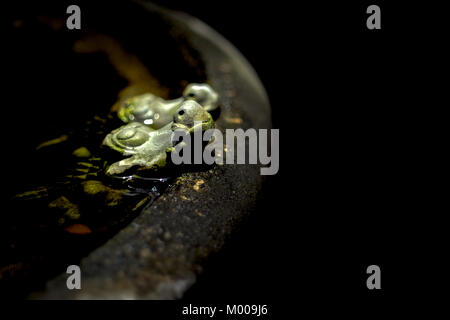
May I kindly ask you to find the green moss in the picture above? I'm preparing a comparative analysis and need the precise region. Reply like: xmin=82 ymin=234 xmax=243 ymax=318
xmin=72 ymin=147 xmax=92 ymax=158
xmin=15 ymin=187 xmax=48 ymax=200
xmin=82 ymin=180 xmax=108 ymax=195
xmin=82 ymin=180 xmax=127 ymax=206
xmin=48 ymin=196 xmax=80 ymax=220
xmin=36 ymin=135 xmax=69 ymax=150
xmin=105 ymin=190 xmax=126 ymax=207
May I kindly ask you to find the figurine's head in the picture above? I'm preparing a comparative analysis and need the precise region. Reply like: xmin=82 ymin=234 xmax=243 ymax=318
xmin=172 ymin=100 xmax=215 ymax=132
xmin=183 ymin=83 xmax=219 ymax=112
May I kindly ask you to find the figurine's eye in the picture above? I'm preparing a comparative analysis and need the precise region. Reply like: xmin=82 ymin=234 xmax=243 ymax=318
xmin=178 ymin=110 xmax=185 ymax=115
xmin=187 ymin=93 xmax=195 ymax=97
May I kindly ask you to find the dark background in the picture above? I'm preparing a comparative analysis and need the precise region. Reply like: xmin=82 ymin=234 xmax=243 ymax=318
xmin=159 ymin=0 xmax=395 ymax=303
xmin=155 ymin=0 xmax=445 ymax=309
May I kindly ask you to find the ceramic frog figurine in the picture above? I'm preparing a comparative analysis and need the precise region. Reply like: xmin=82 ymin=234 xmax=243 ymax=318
xmin=103 ymin=100 xmax=214 ymax=175
xmin=117 ymin=83 xmax=218 ymax=129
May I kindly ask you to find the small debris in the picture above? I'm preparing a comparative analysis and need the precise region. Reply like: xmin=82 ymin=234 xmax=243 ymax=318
xmin=82 ymin=180 xmax=108 ymax=195
xmin=223 ymin=116 xmax=242 ymax=124
xmin=193 ymin=180 xmax=205 ymax=191
xmin=194 ymin=209 xmax=204 ymax=217
xmin=15 ymin=187 xmax=48 ymax=200
xmin=36 ymin=135 xmax=68 ymax=150
xmin=132 ymin=196 xmax=150 ymax=211
xmin=82 ymin=180 xmax=127 ymax=206
xmin=48 ymin=196 xmax=80 ymax=220
xmin=72 ymin=147 xmax=91 ymax=158
xmin=140 ymin=248 xmax=151 ymax=258
xmin=64 ymin=224 xmax=92 ymax=235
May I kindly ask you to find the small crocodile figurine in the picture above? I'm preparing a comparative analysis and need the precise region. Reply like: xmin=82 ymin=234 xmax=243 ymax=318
xmin=117 ymin=83 xmax=218 ymax=129
xmin=103 ymin=100 xmax=215 ymax=175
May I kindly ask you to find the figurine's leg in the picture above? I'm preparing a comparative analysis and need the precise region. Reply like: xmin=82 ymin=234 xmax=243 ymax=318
xmin=106 ymin=156 xmax=140 ymax=175
xmin=106 ymin=152 xmax=167 ymax=175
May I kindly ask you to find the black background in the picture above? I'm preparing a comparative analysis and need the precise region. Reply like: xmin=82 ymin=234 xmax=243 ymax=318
xmin=156 ymin=0 xmax=446 ymax=311
xmin=2 ymin=0 xmax=447 ymax=316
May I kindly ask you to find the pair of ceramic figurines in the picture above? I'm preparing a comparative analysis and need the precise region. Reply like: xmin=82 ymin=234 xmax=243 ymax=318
xmin=103 ymin=84 xmax=218 ymax=175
